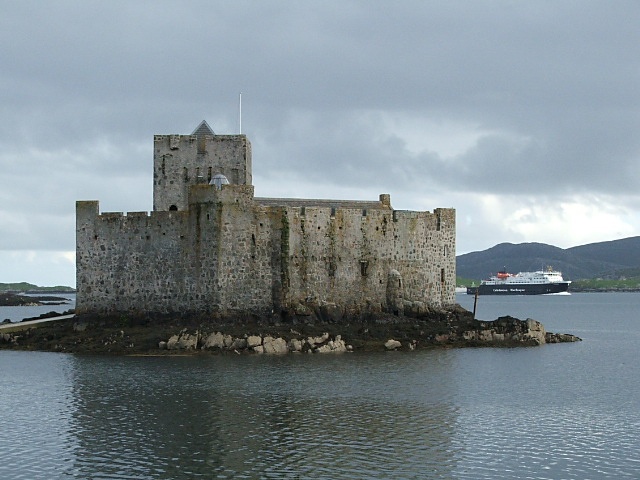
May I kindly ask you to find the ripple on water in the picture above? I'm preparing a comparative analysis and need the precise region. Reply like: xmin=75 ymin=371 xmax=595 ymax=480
xmin=450 ymin=403 xmax=640 ymax=479
xmin=2 ymin=328 xmax=640 ymax=480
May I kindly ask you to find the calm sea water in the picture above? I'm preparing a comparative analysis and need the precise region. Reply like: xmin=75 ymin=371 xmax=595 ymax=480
xmin=1 ymin=293 xmax=76 ymax=322
xmin=1 ymin=293 xmax=639 ymax=479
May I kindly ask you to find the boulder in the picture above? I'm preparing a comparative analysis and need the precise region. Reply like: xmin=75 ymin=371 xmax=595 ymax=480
xmin=546 ymin=332 xmax=582 ymax=343
xmin=230 ymin=337 xmax=248 ymax=350
xmin=316 ymin=336 xmax=348 ymax=353
xmin=384 ymin=339 xmax=402 ymax=350
xmin=263 ymin=336 xmax=288 ymax=354
xmin=203 ymin=332 xmax=225 ymax=349
xmin=524 ymin=318 xmax=546 ymax=345
xmin=307 ymin=332 xmax=329 ymax=347
xmin=288 ymin=338 xmax=304 ymax=352
xmin=247 ymin=335 xmax=262 ymax=348
xmin=167 ymin=331 xmax=199 ymax=350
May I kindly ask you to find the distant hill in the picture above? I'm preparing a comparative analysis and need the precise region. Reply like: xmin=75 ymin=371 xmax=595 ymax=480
xmin=457 ymin=236 xmax=640 ymax=281
xmin=0 ymin=282 xmax=75 ymax=293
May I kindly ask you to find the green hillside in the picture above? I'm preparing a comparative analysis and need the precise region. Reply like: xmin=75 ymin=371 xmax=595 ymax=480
xmin=457 ymin=236 xmax=640 ymax=281
xmin=0 ymin=282 xmax=75 ymax=293
xmin=456 ymin=236 xmax=640 ymax=291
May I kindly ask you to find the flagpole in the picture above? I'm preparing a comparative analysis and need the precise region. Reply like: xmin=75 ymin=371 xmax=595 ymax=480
xmin=239 ymin=92 xmax=242 ymax=134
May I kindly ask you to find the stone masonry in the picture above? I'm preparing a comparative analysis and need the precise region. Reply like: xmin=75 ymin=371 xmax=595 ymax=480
xmin=76 ymin=121 xmax=456 ymax=317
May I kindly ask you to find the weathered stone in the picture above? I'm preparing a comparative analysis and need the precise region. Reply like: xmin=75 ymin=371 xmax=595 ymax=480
xmin=167 ymin=332 xmax=199 ymax=350
xmin=263 ymin=336 xmax=288 ymax=354
xmin=321 ymin=337 xmax=347 ymax=353
xmin=479 ymin=330 xmax=493 ymax=341
xmin=166 ymin=335 xmax=179 ymax=349
xmin=203 ymin=332 xmax=225 ymax=349
xmin=288 ymin=338 xmax=304 ymax=352
xmin=546 ymin=332 xmax=582 ymax=343
xmin=253 ymin=345 xmax=264 ymax=354
xmin=307 ymin=333 xmax=330 ymax=347
xmin=230 ymin=337 xmax=248 ymax=350
xmin=247 ymin=335 xmax=262 ymax=348
xmin=523 ymin=319 xmax=546 ymax=345
xmin=385 ymin=339 xmax=402 ymax=350
xmin=158 ymin=341 xmax=167 ymax=350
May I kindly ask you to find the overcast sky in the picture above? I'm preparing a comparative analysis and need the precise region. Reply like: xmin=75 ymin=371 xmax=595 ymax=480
xmin=1 ymin=0 xmax=639 ymax=287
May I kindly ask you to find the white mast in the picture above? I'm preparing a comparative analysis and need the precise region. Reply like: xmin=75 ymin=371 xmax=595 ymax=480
xmin=239 ymin=92 xmax=242 ymax=134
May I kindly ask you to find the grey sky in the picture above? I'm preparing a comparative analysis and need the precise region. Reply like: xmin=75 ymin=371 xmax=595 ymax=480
xmin=1 ymin=0 xmax=639 ymax=286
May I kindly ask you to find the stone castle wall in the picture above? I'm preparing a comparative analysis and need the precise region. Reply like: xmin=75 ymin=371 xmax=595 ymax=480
xmin=77 ymin=189 xmax=455 ymax=316
xmin=76 ymin=125 xmax=456 ymax=318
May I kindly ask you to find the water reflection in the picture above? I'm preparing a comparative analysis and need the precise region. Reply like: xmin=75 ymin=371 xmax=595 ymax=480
xmin=3 ymin=298 xmax=640 ymax=480
xmin=67 ymin=353 xmax=460 ymax=479
xmin=0 ymin=352 xmax=78 ymax=480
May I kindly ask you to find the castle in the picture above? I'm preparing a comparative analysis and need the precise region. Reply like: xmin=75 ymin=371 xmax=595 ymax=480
xmin=76 ymin=121 xmax=456 ymax=318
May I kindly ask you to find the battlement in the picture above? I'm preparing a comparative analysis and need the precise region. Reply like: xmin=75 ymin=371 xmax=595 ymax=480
xmin=153 ymin=134 xmax=248 ymax=149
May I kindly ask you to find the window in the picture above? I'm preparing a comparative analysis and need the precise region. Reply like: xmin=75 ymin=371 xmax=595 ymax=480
xmin=360 ymin=260 xmax=369 ymax=276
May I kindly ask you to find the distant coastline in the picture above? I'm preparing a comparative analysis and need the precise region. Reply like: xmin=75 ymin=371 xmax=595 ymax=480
xmin=0 ymin=282 xmax=75 ymax=294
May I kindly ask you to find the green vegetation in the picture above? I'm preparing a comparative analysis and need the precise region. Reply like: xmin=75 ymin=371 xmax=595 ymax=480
xmin=456 ymin=277 xmax=479 ymax=287
xmin=571 ymin=277 xmax=640 ymax=291
xmin=0 ymin=282 xmax=75 ymax=293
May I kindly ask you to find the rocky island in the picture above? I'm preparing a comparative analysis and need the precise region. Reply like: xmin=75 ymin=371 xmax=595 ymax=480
xmin=0 ymin=292 xmax=71 ymax=307
xmin=0 ymin=304 xmax=580 ymax=354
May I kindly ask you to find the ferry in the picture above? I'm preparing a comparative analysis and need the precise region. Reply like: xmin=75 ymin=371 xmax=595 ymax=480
xmin=466 ymin=267 xmax=571 ymax=295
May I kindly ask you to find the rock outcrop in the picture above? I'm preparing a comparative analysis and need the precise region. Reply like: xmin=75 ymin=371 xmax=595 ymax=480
xmin=460 ymin=316 xmax=580 ymax=346
xmin=158 ymin=330 xmax=353 ymax=355
xmin=0 ymin=304 xmax=581 ymax=354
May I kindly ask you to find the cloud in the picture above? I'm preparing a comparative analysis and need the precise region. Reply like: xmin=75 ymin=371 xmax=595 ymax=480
xmin=1 ymin=0 xmax=639 ymax=286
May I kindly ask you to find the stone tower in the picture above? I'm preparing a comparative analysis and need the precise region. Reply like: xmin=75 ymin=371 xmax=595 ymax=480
xmin=152 ymin=120 xmax=252 ymax=211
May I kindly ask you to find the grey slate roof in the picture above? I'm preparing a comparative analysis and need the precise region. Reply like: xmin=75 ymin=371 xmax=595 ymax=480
xmin=192 ymin=120 xmax=214 ymax=137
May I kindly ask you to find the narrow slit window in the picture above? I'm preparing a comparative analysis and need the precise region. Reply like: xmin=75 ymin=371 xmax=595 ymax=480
xmin=360 ymin=260 xmax=369 ymax=276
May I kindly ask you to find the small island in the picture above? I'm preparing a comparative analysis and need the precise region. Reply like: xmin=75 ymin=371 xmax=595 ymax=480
xmin=0 ymin=305 xmax=580 ymax=355
xmin=0 ymin=292 xmax=71 ymax=307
